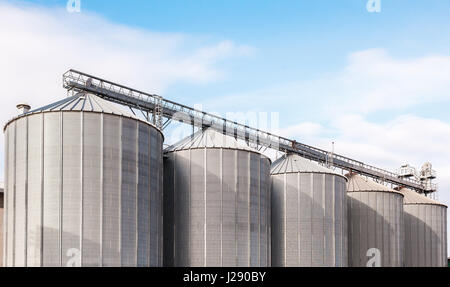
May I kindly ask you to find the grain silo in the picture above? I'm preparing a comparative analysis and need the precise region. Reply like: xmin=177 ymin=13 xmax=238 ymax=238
xmin=163 ymin=128 xmax=271 ymax=267
xmin=347 ymin=174 xmax=404 ymax=267
xmin=3 ymin=93 xmax=163 ymax=267
xmin=398 ymin=188 xmax=447 ymax=267
xmin=270 ymin=154 xmax=348 ymax=267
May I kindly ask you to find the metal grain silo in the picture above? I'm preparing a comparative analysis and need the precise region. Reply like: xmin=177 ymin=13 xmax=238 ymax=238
xmin=347 ymin=174 xmax=404 ymax=267
xmin=399 ymin=188 xmax=447 ymax=267
xmin=163 ymin=128 xmax=271 ymax=267
xmin=3 ymin=93 xmax=163 ymax=267
xmin=270 ymin=154 xmax=348 ymax=267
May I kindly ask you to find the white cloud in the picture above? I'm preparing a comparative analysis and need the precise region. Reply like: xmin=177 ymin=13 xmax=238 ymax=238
xmin=329 ymin=49 xmax=450 ymax=114
xmin=279 ymin=122 xmax=325 ymax=141
xmin=0 ymin=2 xmax=250 ymax=121
xmin=0 ymin=2 xmax=251 ymax=176
xmin=199 ymin=49 xmax=450 ymax=123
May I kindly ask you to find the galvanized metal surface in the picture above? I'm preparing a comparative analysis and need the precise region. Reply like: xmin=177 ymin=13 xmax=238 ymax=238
xmin=400 ymin=188 xmax=447 ymax=267
xmin=347 ymin=174 xmax=404 ymax=267
xmin=163 ymin=129 xmax=271 ymax=267
xmin=271 ymin=154 xmax=348 ymax=267
xmin=3 ymin=94 xmax=164 ymax=267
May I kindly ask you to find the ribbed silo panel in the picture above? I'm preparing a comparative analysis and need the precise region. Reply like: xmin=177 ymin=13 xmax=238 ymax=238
xmin=404 ymin=204 xmax=447 ymax=267
xmin=404 ymin=206 xmax=412 ymax=266
xmin=137 ymin=123 xmax=150 ymax=267
xmin=360 ymin=192 xmax=370 ymax=266
xmin=271 ymin=175 xmax=283 ymax=266
xmin=205 ymin=149 xmax=221 ymax=267
xmin=26 ymin=114 xmax=43 ymax=267
xmin=298 ymin=173 xmax=312 ymax=267
xmin=259 ymin=158 xmax=269 ymax=267
xmin=438 ymin=207 xmax=444 ymax=266
xmin=411 ymin=205 xmax=419 ymax=266
xmin=348 ymin=193 xmax=360 ymax=266
xmin=415 ymin=204 xmax=422 ymax=266
xmin=43 ymin=113 xmax=61 ymax=267
xmin=158 ymin=132 xmax=164 ymax=266
xmin=221 ymin=149 xmax=236 ymax=267
xmin=121 ymin=118 xmax=137 ymax=267
xmin=425 ymin=205 xmax=432 ymax=266
xmin=392 ymin=193 xmax=401 ymax=266
xmin=158 ymin=133 xmax=164 ymax=266
xmin=285 ymin=173 xmax=298 ymax=266
xmin=149 ymin=128 xmax=161 ymax=266
xmin=381 ymin=192 xmax=390 ymax=267
xmin=6 ymin=122 xmax=15 ymax=267
xmin=249 ymin=153 xmax=260 ymax=267
xmin=435 ymin=206 xmax=442 ymax=267
xmin=436 ymin=206 xmax=444 ymax=267
xmin=15 ymin=118 xmax=27 ymax=266
xmin=342 ymin=178 xmax=348 ymax=266
xmin=434 ymin=207 xmax=440 ymax=266
xmin=236 ymin=151 xmax=249 ymax=267
xmin=62 ymin=112 xmax=81 ymax=267
xmin=3 ymin=128 xmax=8 ymax=267
xmin=311 ymin=174 xmax=324 ymax=266
xmin=399 ymin=195 xmax=405 ymax=266
xmin=163 ymin=154 xmax=174 ymax=267
xmin=324 ymin=175 xmax=333 ymax=267
xmin=375 ymin=191 xmax=383 ymax=264
xmin=190 ymin=149 xmax=205 ymax=267
xmin=443 ymin=209 xmax=447 ymax=266
xmin=367 ymin=192 xmax=376 ymax=263
xmin=174 ymin=150 xmax=190 ymax=266
xmin=430 ymin=206 xmax=437 ymax=266
xmin=348 ymin=191 xmax=403 ymax=267
xmin=82 ymin=113 xmax=102 ymax=266
xmin=334 ymin=176 xmax=342 ymax=267
xmin=102 ymin=115 xmax=121 ymax=267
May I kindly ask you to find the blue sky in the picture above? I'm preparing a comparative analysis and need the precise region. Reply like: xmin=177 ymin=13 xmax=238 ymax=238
xmin=1 ymin=0 xmax=450 ymax=250
xmin=22 ymin=1 xmax=450 ymax=120
xmin=1 ymin=0 xmax=448 ymax=172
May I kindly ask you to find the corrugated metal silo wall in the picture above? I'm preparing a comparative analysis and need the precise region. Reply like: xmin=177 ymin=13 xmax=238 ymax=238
xmin=163 ymin=148 xmax=271 ymax=267
xmin=271 ymin=173 xmax=348 ymax=267
xmin=3 ymin=111 xmax=163 ymax=267
xmin=347 ymin=191 xmax=404 ymax=267
xmin=404 ymin=204 xmax=447 ymax=267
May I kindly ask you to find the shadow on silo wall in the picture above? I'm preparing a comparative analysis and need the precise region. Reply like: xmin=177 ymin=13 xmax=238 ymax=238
xmin=403 ymin=206 xmax=447 ymax=267
xmin=347 ymin=192 xmax=403 ymax=267
xmin=271 ymin=174 xmax=347 ymax=267
xmin=163 ymin=150 xmax=271 ymax=267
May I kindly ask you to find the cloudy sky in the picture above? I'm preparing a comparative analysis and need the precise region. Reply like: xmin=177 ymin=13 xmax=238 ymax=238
xmin=1 ymin=0 xmax=450 ymax=251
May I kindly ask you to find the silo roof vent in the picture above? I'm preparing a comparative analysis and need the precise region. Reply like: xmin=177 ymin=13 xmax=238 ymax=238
xmin=16 ymin=103 xmax=31 ymax=115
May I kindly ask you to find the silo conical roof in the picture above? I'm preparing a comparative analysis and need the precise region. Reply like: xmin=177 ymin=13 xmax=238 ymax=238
xmin=5 ymin=93 xmax=160 ymax=132
xmin=271 ymin=153 xmax=345 ymax=178
xmin=398 ymin=188 xmax=447 ymax=207
xmin=347 ymin=173 xmax=403 ymax=195
xmin=28 ymin=93 xmax=137 ymax=117
xmin=165 ymin=128 xmax=265 ymax=155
